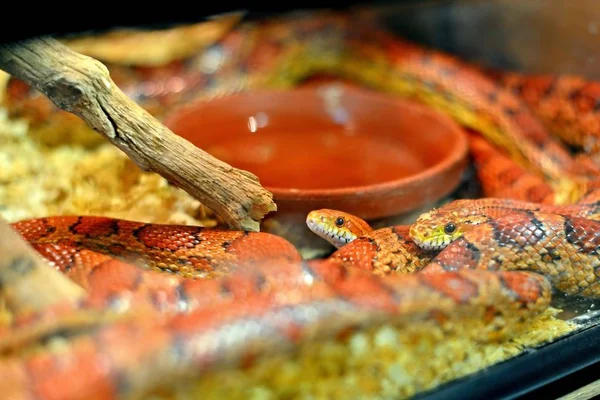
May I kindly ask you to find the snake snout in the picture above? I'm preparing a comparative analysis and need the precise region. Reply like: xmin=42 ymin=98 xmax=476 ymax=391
xmin=306 ymin=211 xmax=320 ymax=228
xmin=306 ymin=218 xmax=319 ymax=235
xmin=409 ymin=225 xmax=447 ymax=251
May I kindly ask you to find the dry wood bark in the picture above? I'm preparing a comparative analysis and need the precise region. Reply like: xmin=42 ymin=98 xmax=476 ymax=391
xmin=0 ymin=37 xmax=277 ymax=232
xmin=62 ymin=12 xmax=245 ymax=67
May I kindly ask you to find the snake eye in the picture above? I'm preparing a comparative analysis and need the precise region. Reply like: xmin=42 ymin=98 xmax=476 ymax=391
xmin=444 ymin=222 xmax=456 ymax=234
xmin=335 ymin=217 xmax=345 ymax=227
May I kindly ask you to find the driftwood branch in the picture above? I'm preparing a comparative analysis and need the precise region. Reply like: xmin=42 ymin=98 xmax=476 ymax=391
xmin=0 ymin=37 xmax=276 ymax=231
xmin=63 ymin=12 xmax=245 ymax=67
xmin=0 ymin=218 xmax=85 ymax=315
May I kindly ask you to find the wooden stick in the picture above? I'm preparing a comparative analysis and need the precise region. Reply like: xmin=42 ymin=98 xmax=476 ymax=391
xmin=0 ymin=38 xmax=276 ymax=232
xmin=0 ymin=218 xmax=86 ymax=314
xmin=62 ymin=12 xmax=245 ymax=67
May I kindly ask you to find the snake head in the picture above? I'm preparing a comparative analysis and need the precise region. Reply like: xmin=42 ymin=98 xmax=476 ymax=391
xmin=409 ymin=200 xmax=489 ymax=250
xmin=306 ymin=209 xmax=373 ymax=248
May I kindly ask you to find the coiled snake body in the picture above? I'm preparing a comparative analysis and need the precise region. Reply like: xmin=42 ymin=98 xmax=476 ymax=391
xmin=3 ymin=11 xmax=600 ymax=400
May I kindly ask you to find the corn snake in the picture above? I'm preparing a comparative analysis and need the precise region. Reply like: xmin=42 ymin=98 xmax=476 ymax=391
xmin=2 ymin=10 xmax=600 ymax=400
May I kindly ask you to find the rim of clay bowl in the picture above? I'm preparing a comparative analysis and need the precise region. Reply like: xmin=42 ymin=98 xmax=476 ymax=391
xmin=163 ymin=83 xmax=468 ymax=204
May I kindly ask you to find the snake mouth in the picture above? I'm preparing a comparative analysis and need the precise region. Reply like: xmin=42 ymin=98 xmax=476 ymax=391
xmin=306 ymin=218 xmax=355 ymax=247
xmin=411 ymin=235 xmax=449 ymax=251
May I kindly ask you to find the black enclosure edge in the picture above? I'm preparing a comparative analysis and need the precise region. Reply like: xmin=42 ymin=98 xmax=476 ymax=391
xmin=414 ymin=323 xmax=600 ymax=400
xmin=0 ymin=0 xmax=424 ymax=44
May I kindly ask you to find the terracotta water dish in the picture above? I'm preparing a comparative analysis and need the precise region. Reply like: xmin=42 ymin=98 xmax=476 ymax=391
xmin=163 ymin=83 xmax=468 ymax=222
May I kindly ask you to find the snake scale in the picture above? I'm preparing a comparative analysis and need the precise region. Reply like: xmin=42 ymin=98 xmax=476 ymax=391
xmin=3 ymin=10 xmax=600 ymax=400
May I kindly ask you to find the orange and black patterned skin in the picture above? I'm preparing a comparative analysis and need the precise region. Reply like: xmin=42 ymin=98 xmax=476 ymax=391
xmin=409 ymin=184 xmax=600 ymax=252
xmin=466 ymin=131 xmax=557 ymax=204
xmin=324 ymin=225 xmax=435 ymax=275
xmin=421 ymin=211 xmax=600 ymax=298
xmin=3 ymin=216 xmax=555 ymax=400
xmin=14 ymin=215 xmax=303 ymax=280
xmin=488 ymin=70 xmax=600 ymax=156
xmin=5 ymin=206 xmax=600 ymax=398
xmin=357 ymin=31 xmax=600 ymax=183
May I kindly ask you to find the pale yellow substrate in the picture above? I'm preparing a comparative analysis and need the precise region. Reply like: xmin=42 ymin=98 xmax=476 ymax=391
xmin=0 ymin=109 xmax=214 ymax=226
xmin=0 ymin=110 xmax=579 ymax=399
xmin=145 ymin=308 xmax=574 ymax=400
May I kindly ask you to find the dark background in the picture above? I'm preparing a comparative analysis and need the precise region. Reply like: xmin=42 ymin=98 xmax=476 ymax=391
xmin=0 ymin=0 xmax=403 ymax=43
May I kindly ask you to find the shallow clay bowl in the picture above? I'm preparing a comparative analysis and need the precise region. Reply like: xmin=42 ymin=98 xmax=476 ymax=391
xmin=163 ymin=83 xmax=468 ymax=220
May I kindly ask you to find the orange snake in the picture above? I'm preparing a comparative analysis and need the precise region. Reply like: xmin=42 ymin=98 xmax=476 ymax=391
xmin=2 ymin=10 xmax=600 ymax=400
